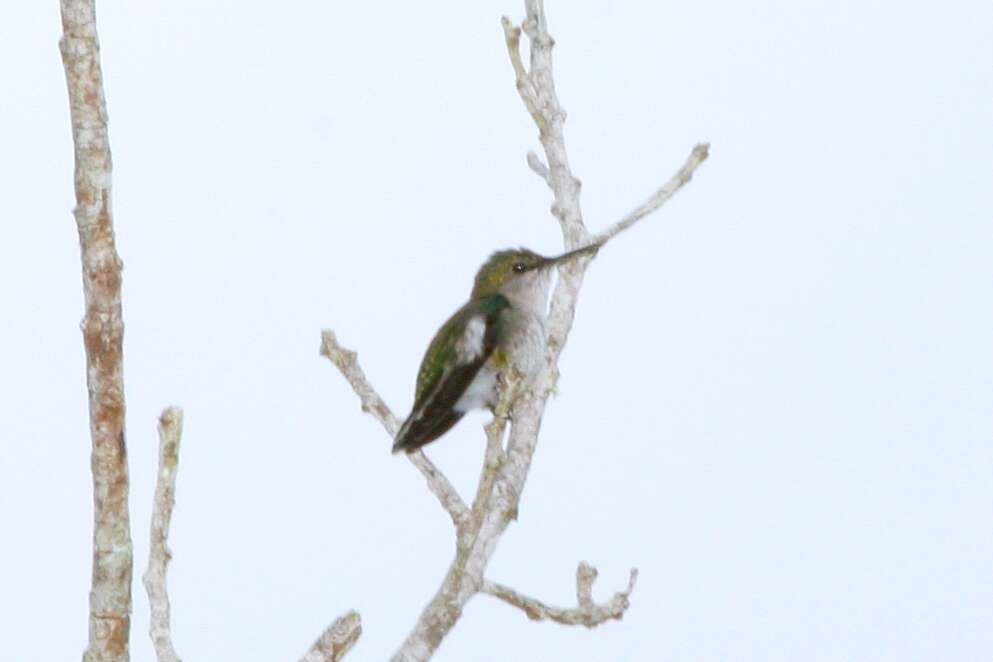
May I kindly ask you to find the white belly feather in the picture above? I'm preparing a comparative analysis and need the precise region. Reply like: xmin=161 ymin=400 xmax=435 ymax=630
xmin=455 ymin=367 xmax=498 ymax=412
xmin=453 ymin=308 xmax=547 ymax=413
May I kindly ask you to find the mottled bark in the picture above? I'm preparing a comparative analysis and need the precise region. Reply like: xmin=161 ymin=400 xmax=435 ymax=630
xmin=59 ymin=1 xmax=133 ymax=660
xmin=142 ymin=409 xmax=184 ymax=662
xmin=300 ymin=611 xmax=362 ymax=662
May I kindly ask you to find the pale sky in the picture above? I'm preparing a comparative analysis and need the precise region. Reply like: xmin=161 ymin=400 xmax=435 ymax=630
xmin=2 ymin=1 xmax=991 ymax=660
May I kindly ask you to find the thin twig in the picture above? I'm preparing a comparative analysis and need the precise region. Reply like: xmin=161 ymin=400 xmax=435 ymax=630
xmin=500 ymin=17 xmax=546 ymax=134
xmin=482 ymin=563 xmax=638 ymax=628
xmin=320 ymin=330 xmax=400 ymax=432
xmin=142 ymin=408 xmax=184 ymax=662
xmin=526 ymin=151 xmax=550 ymax=182
xmin=300 ymin=611 xmax=362 ymax=662
xmin=319 ymin=331 xmax=469 ymax=526
xmin=60 ymin=1 xmax=133 ymax=660
xmin=593 ymin=143 xmax=710 ymax=246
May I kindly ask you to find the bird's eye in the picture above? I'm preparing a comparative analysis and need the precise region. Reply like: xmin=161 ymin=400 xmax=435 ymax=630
xmin=512 ymin=262 xmax=527 ymax=273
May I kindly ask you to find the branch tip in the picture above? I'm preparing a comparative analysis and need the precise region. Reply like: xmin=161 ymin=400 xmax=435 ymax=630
xmin=500 ymin=15 xmax=520 ymax=39
xmin=300 ymin=610 xmax=362 ymax=662
xmin=61 ymin=1 xmax=134 ymax=658
xmin=526 ymin=151 xmax=550 ymax=182
xmin=144 ymin=406 xmax=185 ymax=662
xmin=592 ymin=142 xmax=710 ymax=247
xmin=501 ymin=17 xmax=529 ymax=85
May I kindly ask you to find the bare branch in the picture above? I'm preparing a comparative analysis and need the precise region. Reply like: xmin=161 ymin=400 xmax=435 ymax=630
xmin=593 ymin=143 xmax=710 ymax=246
xmin=408 ymin=453 xmax=469 ymax=529
xmin=391 ymin=0 xmax=706 ymax=657
xmin=320 ymin=330 xmax=400 ymax=432
xmin=141 ymin=408 xmax=184 ymax=662
xmin=500 ymin=17 xmax=528 ymax=83
xmin=60 ymin=1 xmax=133 ymax=660
xmin=500 ymin=17 xmax=546 ymax=134
xmin=300 ymin=611 xmax=362 ymax=662
xmin=469 ymin=370 xmax=522 ymax=532
xmin=526 ymin=150 xmax=550 ymax=182
xmin=319 ymin=331 xmax=469 ymax=525
xmin=503 ymin=7 xmax=586 ymax=249
xmin=482 ymin=563 xmax=638 ymax=628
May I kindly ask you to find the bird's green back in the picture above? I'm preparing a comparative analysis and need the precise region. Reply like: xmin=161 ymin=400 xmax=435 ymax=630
xmin=413 ymin=295 xmax=509 ymax=404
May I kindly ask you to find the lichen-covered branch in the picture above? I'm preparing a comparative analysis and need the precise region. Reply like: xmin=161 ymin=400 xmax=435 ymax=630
xmin=300 ymin=611 xmax=362 ymax=662
xmin=142 ymin=408 xmax=184 ymax=662
xmin=59 ymin=1 xmax=133 ymax=660
xmin=319 ymin=331 xmax=469 ymax=526
xmin=482 ymin=562 xmax=638 ymax=628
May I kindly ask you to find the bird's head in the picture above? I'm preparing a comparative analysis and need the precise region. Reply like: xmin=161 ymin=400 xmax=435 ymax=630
xmin=470 ymin=245 xmax=598 ymax=301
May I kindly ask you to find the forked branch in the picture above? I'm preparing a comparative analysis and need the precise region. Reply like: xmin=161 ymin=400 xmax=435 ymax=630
xmin=319 ymin=1 xmax=708 ymax=660
xmin=482 ymin=563 xmax=638 ymax=628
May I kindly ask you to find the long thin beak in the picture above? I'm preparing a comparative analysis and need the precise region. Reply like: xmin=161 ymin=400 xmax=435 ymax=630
xmin=540 ymin=242 xmax=600 ymax=268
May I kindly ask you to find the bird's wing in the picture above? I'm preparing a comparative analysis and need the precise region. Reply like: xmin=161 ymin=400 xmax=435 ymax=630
xmin=392 ymin=295 xmax=509 ymax=453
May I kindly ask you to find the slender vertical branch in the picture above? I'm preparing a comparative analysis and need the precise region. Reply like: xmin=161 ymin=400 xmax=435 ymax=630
xmin=59 ymin=1 xmax=132 ymax=660
xmin=142 ymin=408 xmax=184 ymax=662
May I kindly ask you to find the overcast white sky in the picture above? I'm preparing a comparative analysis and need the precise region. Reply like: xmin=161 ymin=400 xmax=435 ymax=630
xmin=2 ymin=1 xmax=992 ymax=660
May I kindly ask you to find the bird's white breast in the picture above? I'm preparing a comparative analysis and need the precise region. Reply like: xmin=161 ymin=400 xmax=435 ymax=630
xmin=455 ymin=269 xmax=551 ymax=413
xmin=504 ymin=307 xmax=548 ymax=380
xmin=455 ymin=366 xmax=499 ymax=413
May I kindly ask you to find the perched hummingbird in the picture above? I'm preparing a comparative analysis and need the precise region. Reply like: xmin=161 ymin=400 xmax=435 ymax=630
xmin=392 ymin=245 xmax=595 ymax=453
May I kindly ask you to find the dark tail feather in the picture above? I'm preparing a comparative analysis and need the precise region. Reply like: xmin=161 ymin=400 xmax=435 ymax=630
xmin=392 ymin=410 xmax=464 ymax=454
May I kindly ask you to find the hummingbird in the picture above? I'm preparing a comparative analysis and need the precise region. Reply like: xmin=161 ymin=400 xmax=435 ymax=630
xmin=392 ymin=245 xmax=596 ymax=453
